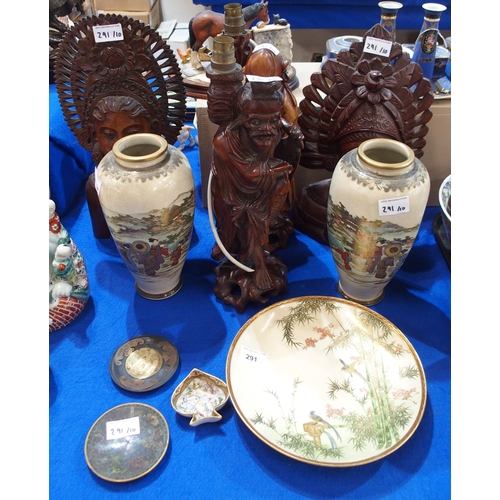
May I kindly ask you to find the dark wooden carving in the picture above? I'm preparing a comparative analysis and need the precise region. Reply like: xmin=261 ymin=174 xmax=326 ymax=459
xmin=208 ymin=76 xmax=304 ymax=312
xmin=244 ymin=45 xmax=302 ymax=204
xmin=49 ymin=1 xmax=84 ymax=79
xmin=206 ymin=67 xmax=244 ymax=126
xmin=244 ymin=45 xmax=298 ymax=126
xmin=294 ymin=24 xmax=434 ymax=244
xmin=54 ymin=14 xmax=186 ymax=238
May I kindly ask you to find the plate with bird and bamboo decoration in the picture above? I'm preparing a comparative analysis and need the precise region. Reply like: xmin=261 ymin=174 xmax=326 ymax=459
xmin=226 ymin=296 xmax=427 ymax=467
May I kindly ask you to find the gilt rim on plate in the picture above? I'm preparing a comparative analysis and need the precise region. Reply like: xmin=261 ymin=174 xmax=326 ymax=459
xmin=226 ymin=296 xmax=427 ymax=467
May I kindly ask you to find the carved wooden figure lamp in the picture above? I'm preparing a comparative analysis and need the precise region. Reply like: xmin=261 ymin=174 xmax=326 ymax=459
xmin=206 ymin=35 xmax=306 ymax=313
xmin=208 ymin=56 xmax=291 ymax=311
xmin=54 ymin=14 xmax=186 ymax=238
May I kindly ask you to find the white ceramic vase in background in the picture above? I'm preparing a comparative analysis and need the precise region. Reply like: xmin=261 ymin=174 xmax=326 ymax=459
xmin=327 ymin=138 xmax=430 ymax=305
xmin=96 ymin=133 xmax=195 ymax=300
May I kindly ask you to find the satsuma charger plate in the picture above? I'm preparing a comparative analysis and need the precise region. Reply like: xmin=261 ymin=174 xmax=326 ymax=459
xmin=226 ymin=296 xmax=427 ymax=467
xmin=109 ymin=335 xmax=179 ymax=392
xmin=84 ymin=403 xmax=169 ymax=482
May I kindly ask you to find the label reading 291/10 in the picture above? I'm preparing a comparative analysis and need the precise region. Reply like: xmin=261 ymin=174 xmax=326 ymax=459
xmin=93 ymin=24 xmax=124 ymax=43
xmin=106 ymin=416 xmax=140 ymax=440
xmin=378 ymin=196 xmax=410 ymax=216
xmin=363 ymin=36 xmax=392 ymax=57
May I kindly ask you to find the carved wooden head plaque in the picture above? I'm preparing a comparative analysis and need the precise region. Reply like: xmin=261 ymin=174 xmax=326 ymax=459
xmin=298 ymin=24 xmax=434 ymax=172
xmin=54 ymin=14 xmax=186 ymax=164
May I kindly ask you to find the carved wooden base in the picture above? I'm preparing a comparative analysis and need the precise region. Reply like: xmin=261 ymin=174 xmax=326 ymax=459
xmin=292 ymin=179 xmax=331 ymax=245
xmin=86 ymin=173 xmax=111 ymax=239
xmin=213 ymin=253 xmax=288 ymax=313
xmin=268 ymin=212 xmax=294 ymax=251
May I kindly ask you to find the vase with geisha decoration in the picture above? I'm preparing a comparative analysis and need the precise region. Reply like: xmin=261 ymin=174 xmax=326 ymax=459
xmin=327 ymin=138 xmax=430 ymax=305
xmin=49 ymin=199 xmax=90 ymax=332
xmin=96 ymin=133 xmax=195 ymax=299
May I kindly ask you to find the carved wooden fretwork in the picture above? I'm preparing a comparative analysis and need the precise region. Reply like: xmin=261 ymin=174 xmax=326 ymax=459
xmin=298 ymin=23 xmax=434 ymax=173
xmin=54 ymin=14 xmax=186 ymax=158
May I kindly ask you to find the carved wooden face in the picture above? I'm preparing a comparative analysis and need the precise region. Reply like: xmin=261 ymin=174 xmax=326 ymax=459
xmin=242 ymin=112 xmax=281 ymax=149
xmin=94 ymin=112 xmax=151 ymax=157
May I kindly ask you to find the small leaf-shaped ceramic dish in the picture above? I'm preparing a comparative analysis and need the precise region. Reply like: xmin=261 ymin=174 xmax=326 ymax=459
xmin=171 ymin=368 xmax=229 ymax=426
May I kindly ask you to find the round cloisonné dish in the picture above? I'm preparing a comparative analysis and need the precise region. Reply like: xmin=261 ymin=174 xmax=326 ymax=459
xmin=84 ymin=403 xmax=169 ymax=482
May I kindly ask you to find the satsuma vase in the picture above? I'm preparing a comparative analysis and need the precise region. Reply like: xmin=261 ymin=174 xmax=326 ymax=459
xmin=327 ymin=138 xmax=430 ymax=305
xmin=96 ymin=133 xmax=195 ymax=299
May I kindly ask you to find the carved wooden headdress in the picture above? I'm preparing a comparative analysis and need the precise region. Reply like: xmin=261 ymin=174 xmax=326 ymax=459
xmin=298 ymin=24 xmax=434 ymax=172
xmin=54 ymin=14 xmax=186 ymax=161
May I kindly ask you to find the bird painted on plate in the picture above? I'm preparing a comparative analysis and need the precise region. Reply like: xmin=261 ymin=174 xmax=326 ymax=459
xmin=340 ymin=358 xmax=367 ymax=383
xmin=309 ymin=411 xmax=341 ymax=448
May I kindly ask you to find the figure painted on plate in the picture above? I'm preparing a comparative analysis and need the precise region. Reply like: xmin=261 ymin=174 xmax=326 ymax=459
xmin=339 ymin=358 xmax=367 ymax=383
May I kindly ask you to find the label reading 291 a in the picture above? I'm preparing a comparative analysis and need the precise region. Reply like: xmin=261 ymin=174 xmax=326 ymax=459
xmin=378 ymin=196 xmax=410 ymax=216
xmin=106 ymin=416 xmax=140 ymax=440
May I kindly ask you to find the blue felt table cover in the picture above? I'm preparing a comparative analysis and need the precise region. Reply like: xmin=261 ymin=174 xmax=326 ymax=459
xmin=49 ymin=85 xmax=451 ymax=499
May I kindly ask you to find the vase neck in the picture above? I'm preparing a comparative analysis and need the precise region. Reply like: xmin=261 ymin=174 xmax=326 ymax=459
xmin=357 ymin=139 xmax=415 ymax=177
xmin=113 ymin=133 xmax=168 ymax=170
xmin=419 ymin=3 xmax=446 ymax=31
xmin=379 ymin=1 xmax=403 ymax=41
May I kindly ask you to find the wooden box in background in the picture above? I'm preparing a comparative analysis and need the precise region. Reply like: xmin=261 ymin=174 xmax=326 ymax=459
xmin=94 ymin=0 xmax=155 ymax=11
xmin=94 ymin=0 xmax=161 ymax=28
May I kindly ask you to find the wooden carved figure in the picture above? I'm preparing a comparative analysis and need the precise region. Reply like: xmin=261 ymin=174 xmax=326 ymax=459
xmin=294 ymin=24 xmax=434 ymax=244
xmin=208 ymin=76 xmax=303 ymax=312
xmin=244 ymin=44 xmax=302 ymax=207
xmin=244 ymin=44 xmax=298 ymax=129
xmin=54 ymin=14 xmax=186 ymax=238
